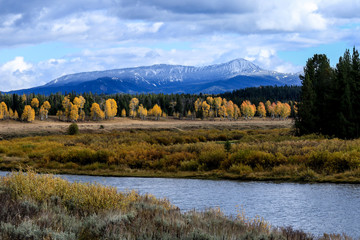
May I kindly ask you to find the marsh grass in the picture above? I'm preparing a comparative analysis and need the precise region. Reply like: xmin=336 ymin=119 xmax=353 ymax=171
xmin=0 ymin=128 xmax=360 ymax=183
xmin=0 ymin=171 xmax=336 ymax=240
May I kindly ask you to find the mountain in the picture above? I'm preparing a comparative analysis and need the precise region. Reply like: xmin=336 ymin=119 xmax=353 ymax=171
xmin=7 ymin=58 xmax=301 ymax=95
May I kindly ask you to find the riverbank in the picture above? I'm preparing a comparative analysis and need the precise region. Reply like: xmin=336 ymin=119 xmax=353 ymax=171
xmin=0 ymin=171 xmax=347 ymax=239
xmin=1 ymin=126 xmax=360 ymax=184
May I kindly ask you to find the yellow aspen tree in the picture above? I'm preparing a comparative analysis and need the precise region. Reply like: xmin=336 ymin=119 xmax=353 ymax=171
xmin=73 ymin=97 xmax=81 ymax=107
xmin=206 ymin=96 xmax=214 ymax=113
xmin=31 ymin=98 xmax=40 ymax=116
xmin=150 ymin=104 xmax=162 ymax=120
xmin=39 ymin=106 xmax=46 ymax=121
xmin=161 ymin=112 xmax=167 ymax=118
xmin=214 ymin=97 xmax=222 ymax=117
xmin=62 ymin=95 xmax=72 ymax=120
xmin=9 ymin=108 xmax=14 ymax=119
xmin=268 ymin=102 xmax=276 ymax=118
xmin=0 ymin=102 xmax=9 ymax=120
xmin=194 ymin=98 xmax=202 ymax=113
xmin=279 ymin=103 xmax=291 ymax=119
xmin=21 ymin=105 xmax=35 ymax=122
xmin=250 ymin=104 xmax=256 ymax=118
xmin=70 ymin=103 xmax=79 ymax=121
xmin=105 ymin=98 xmax=117 ymax=119
xmin=233 ymin=104 xmax=241 ymax=120
xmin=105 ymin=100 xmax=112 ymax=119
xmin=225 ymin=100 xmax=234 ymax=120
xmin=201 ymin=101 xmax=210 ymax=118
xmin=74 ymin=96 xmax=86 ymax=120
xmin=257 ymin=102 xmax=266 ymax=118
xmin=265 ymin=100 xmax=271 ymax=116
xmin=219 ymin=105 xmax=227 ymax=119
xmin=129 ymin=98 xmax=139 ymax=118
xmin=222 ymin=98 xmax=227 ymax=107
xmin=13 ymin=110 xmax=19 ymax=120
xmin=39 ymin=101 xmax=51 ymax=120
xmin=90 ymin=103 xmax=105 ymax=121
xmin=31 ymin=98 xmax=39 ymax=108
xmin=240 ymin=101 xmax=250 ymax=119
xmin=275 ymin=101 xmax=282 ymax=118
xmin=138 ymin=104 xmax=147 ymax=120
xmin=121 ymin=109 xmax=126 ymax=117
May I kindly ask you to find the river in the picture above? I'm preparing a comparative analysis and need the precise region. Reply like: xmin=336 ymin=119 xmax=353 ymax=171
xmin=1 ymin=171 xmax=359 ymax=237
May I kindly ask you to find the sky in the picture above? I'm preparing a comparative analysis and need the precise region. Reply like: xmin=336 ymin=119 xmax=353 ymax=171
xmin=0 ymin=0 xmax=360 ymax=91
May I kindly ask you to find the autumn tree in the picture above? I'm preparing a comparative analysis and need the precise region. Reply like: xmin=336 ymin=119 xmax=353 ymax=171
xmin=21 ymin=105 xmax=35 ymax=122
xmin=121 ymin=109 xmax=127 ymax=117
xmin=129 ymin=98 xmax=139 ymax=118
xmin=150 ymin=104 xmax=162 ymax=120
xmin=73 ymin=96 xmax=86 ymax=121
xmin=39 ymin=101 xmax=51 ymax=120
xmin=105 ymin=98 xmax=117 ymax=119
xmin=90 ymin=103 xmax=105 ymax=121
xmin=214 ymin=97 xmax=222 ymax=117
xmin=225 ymin=100 xmax=234 ymax=120
xmin=233 ymin=104 xmax=241 ymax=120
xmin=138 ymin=104 xmax=148 ymax=120
xmin=0 ymin=102 xmax=9 ymax=120
xmin=201 ymin=101 xmax=210 ymax=119
xmin=241 ymin=100 xmax=255 ymax=119
xmin=31 ymin=98 xmax=39 ymax=114
xmin=257 ymin=102 xmax=266 ymax=118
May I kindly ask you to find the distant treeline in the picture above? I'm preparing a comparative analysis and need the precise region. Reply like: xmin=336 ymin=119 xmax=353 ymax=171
xmin=0 ymin=85 xmax=300 ymax=118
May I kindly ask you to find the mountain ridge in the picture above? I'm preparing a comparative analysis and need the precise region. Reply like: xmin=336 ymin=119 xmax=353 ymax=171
xmin=7 ymin=58 xmax=301 ymax=95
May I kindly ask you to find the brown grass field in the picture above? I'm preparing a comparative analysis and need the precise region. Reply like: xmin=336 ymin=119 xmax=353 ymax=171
xmin=0 ymin=116 xmax=293 ymax=139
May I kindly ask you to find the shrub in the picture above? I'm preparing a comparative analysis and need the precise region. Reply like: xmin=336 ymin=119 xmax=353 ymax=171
xmin=180 ymin=160 xmax=199 ymax=171
xmin=68 ymin=123 xmax=79 ymax=135
xmin=198 ymin=149 xmax=226 ymax=171
xmin=229 ymin=164 xmax=253 ymax=175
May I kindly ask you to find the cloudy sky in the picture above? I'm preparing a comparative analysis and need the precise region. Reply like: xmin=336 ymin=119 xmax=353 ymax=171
xmin=0 ymin=0 xmax=359 ymax=91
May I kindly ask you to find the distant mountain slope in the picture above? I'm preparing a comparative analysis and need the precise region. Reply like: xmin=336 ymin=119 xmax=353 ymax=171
xmin=7 ymin=58 xmax=301 ymax=95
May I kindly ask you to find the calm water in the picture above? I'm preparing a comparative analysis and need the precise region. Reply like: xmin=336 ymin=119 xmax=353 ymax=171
xmin=1 ymin=171 xmax=359 ymax=237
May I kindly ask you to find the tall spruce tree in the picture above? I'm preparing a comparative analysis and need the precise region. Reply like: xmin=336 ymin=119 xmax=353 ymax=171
xmin=296 ymin=54 xmax=333 ymax=135
xmin=297 ymin=48 xmax=360 ymax=139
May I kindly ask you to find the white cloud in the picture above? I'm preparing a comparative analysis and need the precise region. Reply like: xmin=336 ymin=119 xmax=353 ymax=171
xmin=0 ymin=0 xmax=359 ymax=91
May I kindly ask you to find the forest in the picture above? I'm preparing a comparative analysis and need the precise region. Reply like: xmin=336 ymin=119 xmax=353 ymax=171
xmin=0 ymin=85 xmax=299 ymax=122
xmin=296 ymin=47 xmax=360 ymax=139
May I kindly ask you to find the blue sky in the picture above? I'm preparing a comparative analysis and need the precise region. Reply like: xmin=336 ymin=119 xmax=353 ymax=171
xmin=0 ymin=0 xmax=360 ymax=91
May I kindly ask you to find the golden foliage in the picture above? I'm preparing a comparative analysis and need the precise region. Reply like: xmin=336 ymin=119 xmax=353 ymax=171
xmin=105 ymin=98 xmax=117 ymax=119
xmin=90 ymin=103 xmax=105 ymax=121
xmin=129 ymin=98 xmax=139 ymax=118
xmin=31 ymin=98 xmax=39 ymax=108
xmin=149 ymin=104 xmax=162 ymax=120
xmin=21 ymin=105 xmax=35 ymax=122
xmin=257 ymin=102 xmax=266 ymax=118
xmin=0 ymin=102 xmax=9 ymax=120
xmin=121 ymin=108 xmax=127 ymax=117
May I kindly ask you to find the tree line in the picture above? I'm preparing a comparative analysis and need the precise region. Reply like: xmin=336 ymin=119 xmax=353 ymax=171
xmin=0 ymin=85 xmax=299 ymax=121
xmin=296 ymin=47 xmax=360 ymax=139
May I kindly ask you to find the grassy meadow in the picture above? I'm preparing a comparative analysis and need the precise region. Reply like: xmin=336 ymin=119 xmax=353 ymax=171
xmin=1 ymin=127 xmax=360 ymax=183
xmin=0 ymin=170 xmax=346 ymax=239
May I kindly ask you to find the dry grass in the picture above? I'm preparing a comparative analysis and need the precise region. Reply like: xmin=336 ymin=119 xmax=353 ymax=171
xmin=0 ymin=116 xmax=293 ymax=139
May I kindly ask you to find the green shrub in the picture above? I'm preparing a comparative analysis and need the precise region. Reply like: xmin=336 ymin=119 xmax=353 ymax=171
xmin=180 ymin=160 xmax=199 ymax=171
xmin=198 ymin=149 xmax=226 ymax=171
xmin=68 ymin=123 xmax=79 ymax=135
xmin=229 ymin=163 xmax=252 ymax=175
